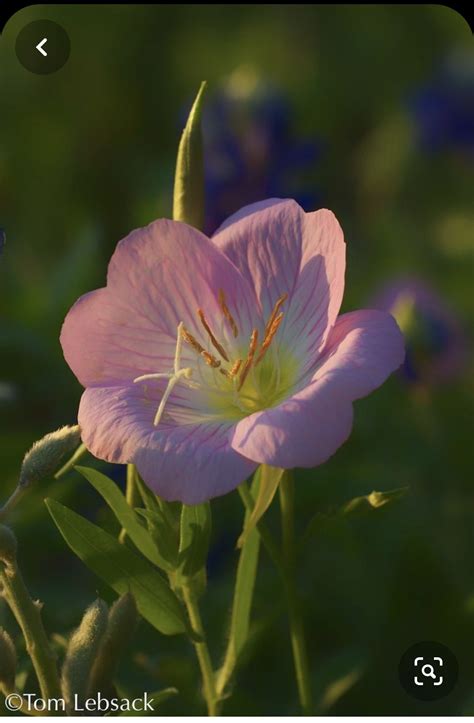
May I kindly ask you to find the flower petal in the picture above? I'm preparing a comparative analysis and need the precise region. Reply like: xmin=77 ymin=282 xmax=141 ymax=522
xmin=230 ymin=309 xmax=404 ymax=468
xmin=61 ymin=218 xmax=259 ymax=387
xmin=213 ymin=200 xmax=346 ymax=368
xmin=78 ymin=384 xmax=257 ymax=504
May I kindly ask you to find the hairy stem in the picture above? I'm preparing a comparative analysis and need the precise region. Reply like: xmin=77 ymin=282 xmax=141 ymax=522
xmin=0 ymin=558 xmax=61 ymax=708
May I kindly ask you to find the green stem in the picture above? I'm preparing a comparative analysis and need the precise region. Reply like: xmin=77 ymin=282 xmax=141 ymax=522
xmin=0 ymin=486 xmax=27 ymax=522
xmin=0 ymin=558 xmax=61 ymax=708
xmin=181 ymin=582 xmax=219 ymax=716
xmin=237 ymin=482 xmax=284 ymax=577
xmin=119 ymin=464 xmax=140 ymax=544
xmin=279 ymin=474 xmax=313 ymax=715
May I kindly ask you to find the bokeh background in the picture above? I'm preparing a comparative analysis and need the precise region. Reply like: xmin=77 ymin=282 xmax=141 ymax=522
xmin=0 ymin=4 xmax=473 ymax=716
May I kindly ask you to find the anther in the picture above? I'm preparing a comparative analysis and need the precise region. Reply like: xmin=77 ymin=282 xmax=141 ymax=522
xmin=218 ymin=289 xmax=239 ymax=337
xmin=181 ymin=326 xmax=205 ymax=355
xmin=238 ymin=329 xmax=259 ymax=391
xmin=201 ymin=351 xmax=221 ymax=369
xmin=255 ymin=312 xmax=284 ymax=366
xmin=263 ymin=293 xmax=288 ymax=340
xmin=197 ymin=309 xmax=229 ymax=361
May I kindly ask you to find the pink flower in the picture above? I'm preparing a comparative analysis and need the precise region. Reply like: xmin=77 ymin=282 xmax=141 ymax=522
xmin=61 ymin=200 xmax=404 ymax=503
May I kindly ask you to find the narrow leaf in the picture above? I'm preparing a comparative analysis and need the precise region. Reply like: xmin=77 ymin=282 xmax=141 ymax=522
xmin=46 ymin=499 xmax=186 ymax=636
xmin=237 ymin=465 xmax=284 ymax=548
xmin=76 ymin=466 xmax=166 ymax=569
xmin=173 ymin=81 xmax=207 ymax=229
xmin=135 ymin=508 xmax=179 ymax=571
xmin=217 ymin=475 xmax=261 ymax=696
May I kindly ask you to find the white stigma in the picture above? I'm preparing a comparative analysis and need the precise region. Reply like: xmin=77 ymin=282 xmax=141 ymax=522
xmin=133 ymin=322 xmax=197 ymax=426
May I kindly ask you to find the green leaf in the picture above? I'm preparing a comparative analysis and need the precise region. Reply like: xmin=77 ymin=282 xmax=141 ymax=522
xmin=217 ymin=475 xmax=261 ymax=696
xmin=237 ymin=465 xmax=284 ymax=548
xmin=173 ymin=81 xmax=207 ymax=229
xmin=119 ymin=688 xmax=178 ymax=716
xmin=178 ymin=502 xmax=212 ymax=578
xmin=46 ymin=499 xmax=186 ymax=636
xmin=135 ymin=508 xmax=179 ymax=571
xmin=76 ymin=466 xmax=167 ymax=569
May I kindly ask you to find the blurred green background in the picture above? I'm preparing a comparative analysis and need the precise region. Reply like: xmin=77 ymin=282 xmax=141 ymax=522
xmin=0 ymin=4 xmax=473 ymax=716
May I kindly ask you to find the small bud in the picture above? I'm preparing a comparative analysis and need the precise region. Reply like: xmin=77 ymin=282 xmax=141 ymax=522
xmin=19 ymin=425 xmax=82 ymax=489
xmin=0 ymin=628 xmax=17 ymax=693
xmin=88 ymin=593 xmax=138 ymax=697
xmin=0 ymin=525 xmax=17 ymax=564
xmin=61 ymin=598 xmax=108 ymax=712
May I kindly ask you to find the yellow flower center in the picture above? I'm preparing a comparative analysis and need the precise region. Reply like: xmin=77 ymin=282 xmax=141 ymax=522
xmin=134 ymin=290 xmax=297 ymax=425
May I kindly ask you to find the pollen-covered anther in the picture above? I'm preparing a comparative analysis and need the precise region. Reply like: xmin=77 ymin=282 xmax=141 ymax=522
xmin=218 ymin=288 xmax=239 ymax=338
xmin=181 ymin=326 xmax=205 ymax=355
xmin=197 ymin=309 xmax=229 ymax=361
xmin=255 ymin=311 xmax=284 ymax=366
xmin=201 ymin=351 xmax=221 ymax=368
xmin=238 ymin=329 xmax=259 ymax=391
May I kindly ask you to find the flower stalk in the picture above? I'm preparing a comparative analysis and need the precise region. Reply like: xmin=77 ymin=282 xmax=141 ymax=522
xmin=279 ymin=473 xmax=313 ymax=715
xmin=181 ymin=581 xmax=219 ymax=716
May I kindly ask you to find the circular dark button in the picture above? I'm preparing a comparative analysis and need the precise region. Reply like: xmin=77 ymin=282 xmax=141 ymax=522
xmin=399 ymin=641 xmax=458 ymax=701
xmin=16 ymin=20 xmax=70 ymax=75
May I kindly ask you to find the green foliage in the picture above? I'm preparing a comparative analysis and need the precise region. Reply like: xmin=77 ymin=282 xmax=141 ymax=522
xmin=46 ymin=499 xmax=187 ymax=636
xmin=77 ymin=465 xmax=166 ymax=569
xmin=237 ymin=466 xmax=284 ymax=548
xmin=217 ymin=474 xmax=261 ymax=696
xmin=173 ymin=81 xmax=207 ymax=229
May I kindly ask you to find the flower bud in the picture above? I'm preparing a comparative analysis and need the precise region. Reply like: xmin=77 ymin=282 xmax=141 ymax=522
xmin=0 ymin=628 xmax=17 ymax=693
xmin=88 ymin=592 xmax=138 ymax=697
xmin=19 ymin=425 xmax=82 ymax=489
xmin=61 ymin=598 xmax=108 ymax=711
xmin=0 ymin=524 xmax=17 ymax=564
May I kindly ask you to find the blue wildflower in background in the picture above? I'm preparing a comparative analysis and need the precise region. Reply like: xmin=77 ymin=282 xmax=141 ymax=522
xmin=201 ymin=67 xmax=323 ymax=234
xmin=372 ymin=276 xmax=468 ymax=387
xmin=409 ymin=49 xmax=474 ymax=155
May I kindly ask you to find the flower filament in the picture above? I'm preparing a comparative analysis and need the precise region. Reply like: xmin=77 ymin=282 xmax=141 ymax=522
xmin=133 ymin=290 xmax=290 ymax=426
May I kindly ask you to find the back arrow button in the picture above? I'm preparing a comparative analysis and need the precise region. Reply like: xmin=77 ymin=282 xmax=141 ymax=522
xmin=36 ymin=38 xmax=48 ymax=57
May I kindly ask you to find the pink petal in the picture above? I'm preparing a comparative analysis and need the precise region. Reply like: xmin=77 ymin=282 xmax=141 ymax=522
xmin=61 ymin=218 xmax=259 ymax=387
xmin=230 ymin=309 xmax=404 ymax=468
xmin=79 ymin=384 xmax=257 ymax=504
xmin=213 ymin=200 xmax=346 ymax=366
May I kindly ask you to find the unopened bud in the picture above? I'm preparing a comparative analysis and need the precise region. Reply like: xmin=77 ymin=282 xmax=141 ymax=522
xmin=0 ymin=525 xmax=17 ymax=564
xmin=61 ymin=598 xmax=108 ymax=711
xmin=19 ymin=425 xmax=82 ymax=489
xmin=0 ymin=628 xmax=17 ymax=693
xmin=88 ymin=592 xmax=138 ymax=697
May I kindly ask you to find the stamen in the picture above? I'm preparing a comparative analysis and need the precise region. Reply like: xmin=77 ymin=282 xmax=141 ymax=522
xmin=181 ymin=326 xmax=205 ymax=355
xmin=238 ymin=329 xmax=259 ymax=391
xmin=201 ymin=351 xmax=221 ymax=369
xmin=263 ymin=293 xmax=288 ymax=340
xmin=229 ymin=358 xmax=243 ymax=377
xmin=197 ymin=309 xmax=229 ymax=361
xmin=219 ymin=358 xmax=242 ymax=381
xmin=255 ymin=312 xmax=284 ymax=366
xmin=218 ymin=289 xmax=239 ymax=337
